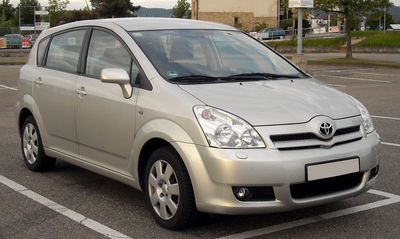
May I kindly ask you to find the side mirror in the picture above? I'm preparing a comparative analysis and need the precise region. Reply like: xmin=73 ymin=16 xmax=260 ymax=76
xmin=100 ymin=68 xmax=134 ymax=98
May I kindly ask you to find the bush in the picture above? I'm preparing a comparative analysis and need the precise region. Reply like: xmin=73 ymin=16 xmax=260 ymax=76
xmin=255 ymin=22 xmax=267 ymax=32
xmin=280 ymin=19 xmax=293 ymax=30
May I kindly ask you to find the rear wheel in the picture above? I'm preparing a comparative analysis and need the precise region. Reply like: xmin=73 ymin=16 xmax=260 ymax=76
xmin=144 ymin=146 xmax=202 ymax=229
xmin=21 ymin=116 xmax=56 ymax=172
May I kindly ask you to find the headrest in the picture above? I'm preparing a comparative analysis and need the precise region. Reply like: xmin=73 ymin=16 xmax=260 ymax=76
xmin=170 ymin=38 xmax=194 ymax=61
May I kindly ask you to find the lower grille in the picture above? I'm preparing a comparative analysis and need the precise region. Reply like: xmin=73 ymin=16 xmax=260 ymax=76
xmin=290 ymin=172 xmax=364 ymax=199
xmin=368 ymin=165 xmax=379 ymax=181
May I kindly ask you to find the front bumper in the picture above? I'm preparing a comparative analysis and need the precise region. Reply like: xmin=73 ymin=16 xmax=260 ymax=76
xmin=174 ymin=131 xmax=381 ymax=215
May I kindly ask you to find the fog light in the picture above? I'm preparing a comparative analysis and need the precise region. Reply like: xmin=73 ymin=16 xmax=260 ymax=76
xmin=232 ymin=186 xmax=276 ymax=201
xmin=233 ymin=187 xmax=251 ymax=200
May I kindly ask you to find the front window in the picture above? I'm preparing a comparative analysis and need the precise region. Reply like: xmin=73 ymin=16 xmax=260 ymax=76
xmin=85 ymin=29 xmax=138 ymax=81
xmin=130 ymin=30 xmax=303 ymax=83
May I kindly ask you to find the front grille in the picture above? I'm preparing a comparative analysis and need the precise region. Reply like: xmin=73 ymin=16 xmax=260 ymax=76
xmin=290 ymin=172 xmax=364 ymax=199
xmin=334 ymin=126 xmax=360 ymax=136
xmin=271 ymin=133 xmax=316 ymax=142
xmin=270 ymin=126 xmax=360 ymax=143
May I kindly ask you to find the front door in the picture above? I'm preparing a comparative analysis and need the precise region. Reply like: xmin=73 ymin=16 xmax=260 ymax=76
xmin=75 ymin=29 xmax=139 ymax=175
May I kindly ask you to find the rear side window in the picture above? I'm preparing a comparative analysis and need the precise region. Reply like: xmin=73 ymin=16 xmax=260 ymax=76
xmin=37 ymin=38 xmax=49 ymax=66
xmin=45 ymin=30 xmax=86 ymax=72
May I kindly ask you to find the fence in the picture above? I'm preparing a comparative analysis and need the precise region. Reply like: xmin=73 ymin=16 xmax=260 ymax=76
xmin=0 ymin=27 xmax=38 ymax=49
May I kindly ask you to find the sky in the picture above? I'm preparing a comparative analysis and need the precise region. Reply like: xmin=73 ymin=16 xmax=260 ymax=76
xmin=9 ymin=0 xmax=400 ymax=11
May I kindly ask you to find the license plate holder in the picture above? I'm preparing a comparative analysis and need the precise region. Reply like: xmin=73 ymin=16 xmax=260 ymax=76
xmin=306 ymin=158 xmax=360 ymax=182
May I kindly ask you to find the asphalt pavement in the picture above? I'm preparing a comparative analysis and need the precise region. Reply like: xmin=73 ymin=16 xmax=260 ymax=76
xmin=1 ymin=64 xmax=400 ymax=238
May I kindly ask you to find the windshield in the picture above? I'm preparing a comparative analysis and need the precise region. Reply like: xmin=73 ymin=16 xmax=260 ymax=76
xmin=130 ymin=30 xmax=303 ymax=82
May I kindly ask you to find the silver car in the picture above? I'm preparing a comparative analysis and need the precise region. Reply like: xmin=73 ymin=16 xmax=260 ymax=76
xmin=15 ymin=18 xmax=381 ymax=230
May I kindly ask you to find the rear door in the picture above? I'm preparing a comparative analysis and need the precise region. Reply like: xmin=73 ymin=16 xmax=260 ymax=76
xmin=33 ymin=29 xmax=86 ymax=157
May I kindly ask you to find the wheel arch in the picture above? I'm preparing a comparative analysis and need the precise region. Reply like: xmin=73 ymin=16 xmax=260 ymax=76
xmin=17 ymin=108 xmax=34 ymax=136
xmin=134 ymin=118 xmax=206 ymax=191
xmin=138 ymin=138 xmax=171 ymax=191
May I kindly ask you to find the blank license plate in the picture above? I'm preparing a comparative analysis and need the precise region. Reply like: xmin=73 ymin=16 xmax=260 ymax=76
xmin=307 ymin=158 xmax=360 ymax=181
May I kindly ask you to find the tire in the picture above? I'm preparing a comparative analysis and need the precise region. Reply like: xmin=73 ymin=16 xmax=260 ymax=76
xmin=144 ymin=146 xmax=202 ymax=229
xmin=21 ymin=116 xmax=56 ymax=172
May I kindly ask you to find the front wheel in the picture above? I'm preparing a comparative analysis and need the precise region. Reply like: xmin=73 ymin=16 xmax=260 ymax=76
xmin=21 ymin=116 xmax=56 ymax=172
xmin=144 ymin=146 xmax=202 ymax=229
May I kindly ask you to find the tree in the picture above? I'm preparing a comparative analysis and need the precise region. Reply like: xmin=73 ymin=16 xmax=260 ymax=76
xmin=0 ymin=0 xmax=17 ymax=36
xmin=59 ymin=9 xmax=100 ymax=24
xmin=172 ymin=0 xmax=190 ymax=18
xmin=282 ymin=0 xmax=393 ymax=58
xmin=46 ymin=0 xmax=69 ymax=26
xmin=0 ymin=0 xmax=15 ymax=22
xmin=17 ymin=0 xmax=40 ymax=25
xmin=366 ymin=11 xmax=394 ymax=30
xmin=90 ymin=0 xmax=140 ymax=18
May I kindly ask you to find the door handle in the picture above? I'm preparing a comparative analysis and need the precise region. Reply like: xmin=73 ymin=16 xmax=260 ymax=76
xmin=34 ymin=77 xmax=43 ymax=86
xmin=76 ymin=86 xmax=87 ymax=96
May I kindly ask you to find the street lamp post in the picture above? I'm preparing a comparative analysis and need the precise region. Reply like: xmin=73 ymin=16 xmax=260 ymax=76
xmin=384 ymin=6 xmax=386 ymax=34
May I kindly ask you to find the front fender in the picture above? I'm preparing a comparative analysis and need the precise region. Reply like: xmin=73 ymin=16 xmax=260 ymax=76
xmin=131 ymin=118 xmax=210 ymax=194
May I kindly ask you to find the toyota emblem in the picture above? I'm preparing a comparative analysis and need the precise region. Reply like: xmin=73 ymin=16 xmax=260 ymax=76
xmin=318 ymin=122 xmax=334 ymax=138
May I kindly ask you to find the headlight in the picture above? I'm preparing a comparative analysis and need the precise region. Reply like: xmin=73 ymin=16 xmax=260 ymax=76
xmin=351 ymin=97 xmax=374 ymax=134
xmin=193 ymin=106 xmax=266 ymax=148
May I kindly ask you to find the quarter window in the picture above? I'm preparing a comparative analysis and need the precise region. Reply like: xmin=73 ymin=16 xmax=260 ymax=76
xmin=37 ymin=38 xmax=49 ymax=66
xmin=45 ymin=30 xmax=86 ymax=72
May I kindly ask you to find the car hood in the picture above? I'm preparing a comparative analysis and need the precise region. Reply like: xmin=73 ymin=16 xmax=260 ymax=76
xmin=179 ymin=78 xmax=360 ymax=126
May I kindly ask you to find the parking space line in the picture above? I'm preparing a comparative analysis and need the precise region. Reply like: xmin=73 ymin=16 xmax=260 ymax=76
xmin=314 ymin=74 xmax=392 ymax=83
xmin=0 ymin=174 xmax=132 ymax=239
xmin=311 ymin=68 xmax=373 ymax=73
xmin=316 ymin=70 xmax=398 ymax=78
xmin=0 ymin=84 xmax=17 ymax=91
xmin=350 ymin=72 xmax=399 ymax=77
xmin=217 ymin=190 xmax=400 ymax=239
xmin=382 ymin=142 xmax=400 ymax=147
xmin=328 ymin=84 xmax=347 ymax=88
xmin=372 ymin=115 xmax=400 ymax=121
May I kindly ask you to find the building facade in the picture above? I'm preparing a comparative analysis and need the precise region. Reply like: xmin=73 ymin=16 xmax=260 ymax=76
xmin=192 ymin=0 xmax=282 ymax=32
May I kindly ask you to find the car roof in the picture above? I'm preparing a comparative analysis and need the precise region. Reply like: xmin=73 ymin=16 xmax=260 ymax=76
xmin=42 ymin=18 xmax=238 ymax=34
xmin=112 ymin=18 xmax=238 ymax=31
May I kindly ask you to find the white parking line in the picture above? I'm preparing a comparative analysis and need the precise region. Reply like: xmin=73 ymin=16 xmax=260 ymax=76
xmin=315 ymin=68 xmax=373 ymax=73
xmin=217 ymin=190 xmax=400 ymax=239
xmin=0 ymin=175 xmax=132 ymax=239
xmin=315 ymin=74 xmax=392 ymax=83
xmin=0 ymin=84 xmax=17 ymax=91
xmin=328 ymin=84 xmax=347 ymax=88
xmin=321 ymin=70 xmax=398 ymax=78
xmin=372 ymin=115 xmax=400 ymax=121
xmin=0 ymin=65 xmax=21 ymax=68
xmin=382 ymin=142 xmax=400 ymax=147
xmin=2 ymin=171 xmax=400 ymax=239
xmin=352 ymin=72 xmax=399 ymax=77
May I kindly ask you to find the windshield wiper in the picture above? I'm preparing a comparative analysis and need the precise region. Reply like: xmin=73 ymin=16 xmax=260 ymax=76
xmin=169 ymin=73 xmax=300 ymax=83
xmin=169 ymin=75 xmax=220 ymax=83
xmin=228 ymin=72 xmax=300 ymax=80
